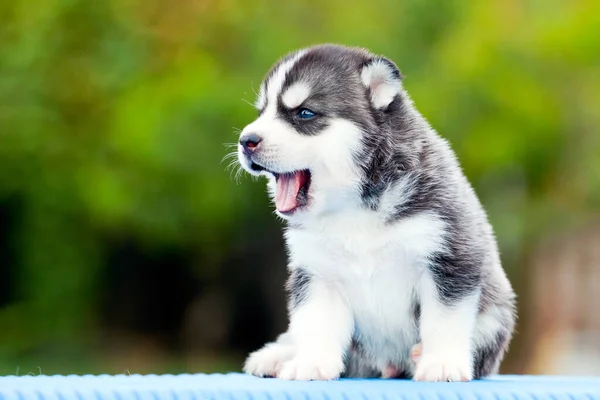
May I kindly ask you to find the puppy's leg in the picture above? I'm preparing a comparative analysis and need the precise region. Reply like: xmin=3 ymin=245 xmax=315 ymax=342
xmin=243 ymin=332 xmax=296 ymax=377
xmin=414 ymin=265 xmax=479 ymax=382
xmin=471 ymin=301 xmax=515 ymax=378
xmin=278 ymin=272 xmax=353 ymax=381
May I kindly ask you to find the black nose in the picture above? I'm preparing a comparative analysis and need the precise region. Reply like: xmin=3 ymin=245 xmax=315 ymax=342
xmin=239 ymin=133 xmax=262 ymax=153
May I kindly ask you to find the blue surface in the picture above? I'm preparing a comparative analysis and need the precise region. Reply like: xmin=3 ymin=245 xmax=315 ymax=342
xmin=0 ymin=373 xmax=598 ymax=400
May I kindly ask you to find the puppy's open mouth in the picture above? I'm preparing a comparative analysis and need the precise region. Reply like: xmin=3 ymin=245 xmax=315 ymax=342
xmin=251 ymin=162 xmax=311 ymax=214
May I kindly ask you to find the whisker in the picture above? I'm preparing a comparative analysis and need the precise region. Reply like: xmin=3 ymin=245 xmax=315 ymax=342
xmin=251 ymin=82 xmax=260 ymax=98
xmin=234 ymin=164 xmax=246 ymax=184
xmin=222 ymin=153 xmax=238 ymax=162
xmin=224 ymin=157 xmax=239 ymax=170
xmin=222 ymin=144 xmax=239 ymax=153
xmin=226 ymin=161 xmax=241 ymax=183
xmin=221 ymin=151 xmax=239 ymax=165
xmin=220 ymin=152 xmax=246 ymax=185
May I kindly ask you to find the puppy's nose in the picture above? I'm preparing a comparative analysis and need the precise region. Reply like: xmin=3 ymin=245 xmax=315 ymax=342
xmin=239 ymin=133 xmax=262 ymax=153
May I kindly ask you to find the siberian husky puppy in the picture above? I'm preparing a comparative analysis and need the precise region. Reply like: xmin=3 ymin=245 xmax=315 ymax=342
xmin=235 ymin=44 xmax=516 ymax=381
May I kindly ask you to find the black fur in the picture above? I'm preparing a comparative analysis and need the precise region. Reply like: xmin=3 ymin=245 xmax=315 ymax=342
xmin=427 ymin=250 xmax=482 ymax=304
xmin=285 ymin=268 xmax=311 ymax=311
xmin=276 ymin=46 xmax=378 ymax=136
xmin=473 ymin=330 xmax=511 ymax=378
xmin=276 ymin=100 xmax=330 ymax=136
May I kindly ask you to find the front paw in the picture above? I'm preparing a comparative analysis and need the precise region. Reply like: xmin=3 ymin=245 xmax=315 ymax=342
xmin=278 ymin=353 xmax=344 ymax=381
xmin=413 ymin=352 xmax=472 ymax=382
xmin=243 ymin=343 xmax=295 ymax=377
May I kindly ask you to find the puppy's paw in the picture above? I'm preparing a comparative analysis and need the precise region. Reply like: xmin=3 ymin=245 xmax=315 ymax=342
xmin=381 ymin=364 xmax=403 ymax=379
xmin=410 ymin=342 xmax=423 ymax=365
xmin=278 ymin=352 xmax=344 ymax=381
xmin=413 ymin=352 xmax=472 ymax=382
xmin=243 ymin=343 xmax=295 ymax=378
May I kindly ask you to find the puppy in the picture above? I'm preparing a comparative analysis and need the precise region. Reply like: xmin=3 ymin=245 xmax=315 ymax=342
xmin=235 ymin=44 xmax=516 ymax=382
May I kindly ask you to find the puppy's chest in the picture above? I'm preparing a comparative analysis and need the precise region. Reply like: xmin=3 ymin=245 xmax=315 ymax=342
xmin=286 ymin=221 xmax=423 ymax=353
xmin=288 ymin=221 xmax=414 ymax=277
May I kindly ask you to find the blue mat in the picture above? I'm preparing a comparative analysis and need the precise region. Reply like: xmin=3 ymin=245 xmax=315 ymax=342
xmin=0 ymin=373 xmax=599 ymax=399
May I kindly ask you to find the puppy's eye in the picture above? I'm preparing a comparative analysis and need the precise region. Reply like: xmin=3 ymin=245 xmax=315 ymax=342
xmin=297 ymin=108 xmax=316 ymax=120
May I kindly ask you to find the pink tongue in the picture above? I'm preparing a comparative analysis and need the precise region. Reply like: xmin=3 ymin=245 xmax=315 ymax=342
xmin=275 ymin=172 xmax=301 ymax=213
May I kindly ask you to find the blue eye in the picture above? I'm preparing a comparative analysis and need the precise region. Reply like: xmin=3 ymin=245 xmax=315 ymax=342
xmin=297 ymin=108 xmax=316 ymax=119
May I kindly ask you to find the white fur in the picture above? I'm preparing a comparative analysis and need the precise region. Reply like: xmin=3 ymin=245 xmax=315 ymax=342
xmin=255 ymin=84 xmax=267 ymax=110
xmin=241 ymin=116 xmax=365 ymax=219
xmin=245 ymin=209 xmax=454 ymax=380
xmin=243 ymin=332 xmax=297 ymax=377
xmin=255 ymin=50 xmax=308 ymax=114
xmin=361 ymin=59 xmax=401 ymax=109
xmin=281 ymin=82 xmax=311 ymax=109
xmin=278 ymin=278 xmax=353 ymax=380
xmin=285 ymin=211 xmax=450 ymax=377
xmin=414 ymin=277 xmax=479 ymax=381
xmin=244 ymin=338 xmax=296 ymax=377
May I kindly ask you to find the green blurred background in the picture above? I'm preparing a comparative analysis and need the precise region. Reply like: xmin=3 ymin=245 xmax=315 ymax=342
xmin=0 ymin=0 xmax=599 ymax=376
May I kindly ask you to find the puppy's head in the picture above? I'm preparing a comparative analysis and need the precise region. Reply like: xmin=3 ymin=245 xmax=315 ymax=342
xmin=237 ymin=44 xmax=403 ymax=220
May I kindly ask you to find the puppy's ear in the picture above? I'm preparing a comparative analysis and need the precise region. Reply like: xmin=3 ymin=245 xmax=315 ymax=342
xmin=361 ymin=57 xmax=403 ymax=109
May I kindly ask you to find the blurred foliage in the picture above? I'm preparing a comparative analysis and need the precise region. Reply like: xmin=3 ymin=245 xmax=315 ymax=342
xmin=0 ymin=0 xmax=598 ymax=374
